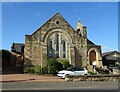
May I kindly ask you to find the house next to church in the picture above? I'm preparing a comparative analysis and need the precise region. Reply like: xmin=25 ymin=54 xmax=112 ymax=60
xmin=24 ymin=12 xmax=103 ymax=68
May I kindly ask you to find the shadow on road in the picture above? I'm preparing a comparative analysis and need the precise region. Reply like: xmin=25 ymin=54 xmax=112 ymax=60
xmin=2 ymin=78 xmax=36 ymax=83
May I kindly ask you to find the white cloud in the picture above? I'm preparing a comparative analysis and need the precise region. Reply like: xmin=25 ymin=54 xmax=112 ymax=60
xmin=101 ymin=45 xmax=112 ymax=52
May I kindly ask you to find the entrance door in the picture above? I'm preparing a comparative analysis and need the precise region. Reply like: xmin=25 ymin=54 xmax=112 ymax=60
xmin=89 ymin=50 xmax=96 ymax=65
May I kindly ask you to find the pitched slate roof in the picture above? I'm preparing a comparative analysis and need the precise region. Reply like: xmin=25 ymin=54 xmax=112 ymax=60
xmin=102 ymin=51 xmax=120 ymax=57
xmin=87 ymin=39 xmax=95 ymax=45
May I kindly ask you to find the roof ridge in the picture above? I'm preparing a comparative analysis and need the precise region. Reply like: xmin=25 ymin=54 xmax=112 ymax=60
xmin=102 ymin=51 xmax=118 ymax=57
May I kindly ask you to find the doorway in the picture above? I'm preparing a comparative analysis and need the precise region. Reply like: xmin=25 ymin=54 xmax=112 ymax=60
xmin=89 ymin=50 xmax=96 ymax=65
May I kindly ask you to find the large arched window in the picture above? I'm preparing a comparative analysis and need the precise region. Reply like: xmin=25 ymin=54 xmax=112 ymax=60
xmin=63 ymin=41 xmax=66 ymax=58
xmin=56 ymin=34 xmax=59 ymax=58
xmin=49 ymin=41 xmax=52 ymax=58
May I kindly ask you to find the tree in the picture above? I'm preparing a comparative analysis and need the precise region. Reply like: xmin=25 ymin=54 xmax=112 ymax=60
xmin=1 ymin=49 xmax=11 ymax=68
xmin=1 ymin=49 xmax=11 ymax=59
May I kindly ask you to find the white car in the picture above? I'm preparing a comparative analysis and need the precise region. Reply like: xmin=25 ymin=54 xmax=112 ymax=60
xmin=57 ymin=67 xmax=88 ymax=78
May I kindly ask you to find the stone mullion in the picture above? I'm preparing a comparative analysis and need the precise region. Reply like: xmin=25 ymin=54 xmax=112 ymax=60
xmin=66 ymin=41 xmax=67 ymax=58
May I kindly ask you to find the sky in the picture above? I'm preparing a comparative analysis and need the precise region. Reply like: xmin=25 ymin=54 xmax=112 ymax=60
xmin=2 ymin=2 xmax=118 ymax=53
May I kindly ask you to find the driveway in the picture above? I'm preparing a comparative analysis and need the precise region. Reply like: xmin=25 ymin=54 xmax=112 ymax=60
xmin=1 ymin=74 xmax=64 ymax=82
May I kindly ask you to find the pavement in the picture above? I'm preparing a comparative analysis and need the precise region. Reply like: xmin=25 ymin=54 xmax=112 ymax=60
xmin=1 ymin=74 xmax=64 ymax=82
xmin=1 ymin=66 xmax=64 ymax=82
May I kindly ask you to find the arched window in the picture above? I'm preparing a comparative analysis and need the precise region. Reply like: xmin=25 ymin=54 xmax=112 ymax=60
xmin=56 ymin=34 xmax=59 ymax=58
xmin=76 ymin=29 xmax=80 ymax=34
xmin=49 ymin=41 xmax=52 ymax=58
xmin=63 ymin=41 xmax=66 ymax=58
xmin=76 ymin=29 xmax=82 ymax=37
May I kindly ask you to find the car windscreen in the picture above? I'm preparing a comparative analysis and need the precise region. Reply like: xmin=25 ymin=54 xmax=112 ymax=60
xmin=77 ymin=68 xmax=85 ymax=71
xmin=66 ymin=67 xmax=85 ymax=71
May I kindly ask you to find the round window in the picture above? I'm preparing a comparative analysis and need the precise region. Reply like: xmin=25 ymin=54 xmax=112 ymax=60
xmin=56 ymin=20 xmax=59 ymax=24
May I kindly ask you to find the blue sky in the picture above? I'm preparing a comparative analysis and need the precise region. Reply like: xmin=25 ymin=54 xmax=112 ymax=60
xmin=2 ymin=2 xmax=118 ymax=53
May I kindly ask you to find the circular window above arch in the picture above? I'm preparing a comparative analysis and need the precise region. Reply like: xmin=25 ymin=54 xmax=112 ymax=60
xmin=55 ymin=20 xmax=60 ymax=25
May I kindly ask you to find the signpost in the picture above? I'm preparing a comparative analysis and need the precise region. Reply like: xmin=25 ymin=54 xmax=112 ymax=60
xmin=92 ymin=61 xmax=96 ymax=73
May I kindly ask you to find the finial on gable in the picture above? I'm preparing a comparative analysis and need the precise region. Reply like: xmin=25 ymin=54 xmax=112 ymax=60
xmin=77 ymin=12 xmax=80 ymax=21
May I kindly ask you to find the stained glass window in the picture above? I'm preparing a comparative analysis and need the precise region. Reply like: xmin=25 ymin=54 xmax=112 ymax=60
xmin=56 ymin=34 xmax=59 ymax=58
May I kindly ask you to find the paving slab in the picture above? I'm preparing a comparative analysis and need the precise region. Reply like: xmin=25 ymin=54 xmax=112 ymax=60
xmin=1 ymin=74 xmax=64 ymax=82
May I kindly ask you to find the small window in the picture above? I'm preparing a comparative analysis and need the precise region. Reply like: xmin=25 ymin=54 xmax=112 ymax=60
xmin=77 ymin=29 xmax=80 ymax=32
xmin=76 ymin=29 xmax=82 ymax=37
xmin=56 ymin=21 xmax=59 ymax=24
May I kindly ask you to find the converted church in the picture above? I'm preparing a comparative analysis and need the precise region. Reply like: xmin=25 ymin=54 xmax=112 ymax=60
xmin=24 ymin=12 xmax=103 ymax=68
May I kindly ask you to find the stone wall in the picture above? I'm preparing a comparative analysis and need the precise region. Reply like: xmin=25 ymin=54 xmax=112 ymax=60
xmin=65 ymin=75 xmax=120 ymax=82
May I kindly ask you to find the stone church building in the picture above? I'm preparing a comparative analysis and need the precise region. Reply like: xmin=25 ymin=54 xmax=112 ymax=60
xmin=24 ymin=12 xmax=103 ymax=68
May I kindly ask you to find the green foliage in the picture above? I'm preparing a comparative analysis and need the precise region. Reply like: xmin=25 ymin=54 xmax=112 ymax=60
xmin=45 ymin=58 xmax=63 ymax=74
xmin=1 ymin=49 xmax=11 ymax=59
xmin=24 ymin=66 xmax=42 ymax=74
xmin=88 ymin=71 xmax=95 ymax=75
xmin=24 ymin=59 xmax=70 ymax=75
xmin=59 ymin=60 xmax=70 ymax=69
xmin=24 ymin=67 xmax=35 ymax=74
xmin=34 ymin=66 xmax=41 ymax=74
xmin=46 ymin=58 xmax=57 ymax=66
xmin=42 ymin=66 xmax=49 ymax=74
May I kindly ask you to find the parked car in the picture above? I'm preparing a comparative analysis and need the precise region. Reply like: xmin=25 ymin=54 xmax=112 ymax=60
xmin=57 ymin=67 xmax=88 ymax=78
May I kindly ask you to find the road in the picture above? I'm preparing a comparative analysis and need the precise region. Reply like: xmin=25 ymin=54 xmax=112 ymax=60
xmin=2 ymin=81 xmax=119 ymax=90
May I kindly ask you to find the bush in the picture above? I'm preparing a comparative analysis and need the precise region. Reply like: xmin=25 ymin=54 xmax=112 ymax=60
xmin=34 ymin=66 xmax=41 ymax=74
xmin=59 ymin=60 xmax=70 ymax=70
xmin=88 ymin=71 xmax=95 ymax=75
xmin=24 ymin=66 xmax=42 ymax=74
xmin=24 ymin=67 xmax=35 ymax=74
xmin=1 ymin=49 xmax=11 ymax=59
xmin=42 ymin=66 xmax=49 ymax=74
xmin=45 ymin=58 xmax=63 ymax=75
